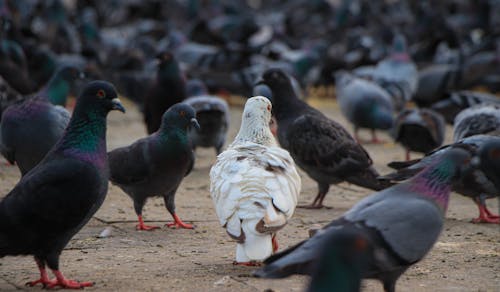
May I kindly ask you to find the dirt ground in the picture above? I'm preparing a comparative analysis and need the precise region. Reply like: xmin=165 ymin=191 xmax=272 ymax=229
xmin=0 ymin=95 xmax=498 ymax=292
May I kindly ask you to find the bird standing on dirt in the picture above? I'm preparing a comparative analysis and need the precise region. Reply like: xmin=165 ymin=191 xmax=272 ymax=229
xmin=256 ymin=69 xmax=389 ymax=209
xmin=0 ymin=65 xmax=83 ymax=175
xmin=143 ymin=52 xmax=186 ymax=134
xmin=391 ymin=108 xmax=445 ymax=161
xmin=255 ymin=148 xmax=471 ymax=292
xmin=109 ymin=103 xmax=199 ymax=230
xmin=382 ymin=134 xmax=500 ymax=224
xmin=210 ymin=96 xmax=301 ymax=265
xmin=335 ymin=71 xmax=394 ymax=144
xmin=0 ymin=80 xmax=125 ymax=289
xmin=182 ymin=79 xmax=229 ymax=155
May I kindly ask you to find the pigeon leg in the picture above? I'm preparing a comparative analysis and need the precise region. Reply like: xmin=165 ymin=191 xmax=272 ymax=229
xmin=405 ymin=149 xmax=411 ymax=161
xmin=370 ymin=129 xmax=385 ymax=144
xmin=483 ymin=206 xmax=499 ymax=219
xmin=298 ymin=183 xmax=331 ymax=209
xmin=233 ymin=261 xmax=262 ymax=266
xmin=354 ymin=126 xmax=361 ymax=143
xmin=166 ymin=213 xmax=194 ymax=229
xmin=136 ymin=215 xmax=160 ymax=231
xmin=272 ymin=234 xmax=279 ymax=253
xmin=26 ymin=258 xmax=57 ymax=287
xmin=45 ymin=270 xmax=94 ymax=289
xmin=163 ymin=192 xmax=194 ymax=229
xmin=471 ymin=197 xmax=500 ymax=224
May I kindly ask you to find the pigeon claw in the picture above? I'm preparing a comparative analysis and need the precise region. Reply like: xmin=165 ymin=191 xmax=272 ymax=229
xmin=136 ymin=215 xmax=160 ymax=231
xmin=166 ymin=213 xmax=194 ymax=229
xmin=136 ymin=223 xmax=161 ymax=231
xmin=471 ymin=216 xmax=500 ymax=224
xmin=26 ymin=278 xmax=57 ymax=288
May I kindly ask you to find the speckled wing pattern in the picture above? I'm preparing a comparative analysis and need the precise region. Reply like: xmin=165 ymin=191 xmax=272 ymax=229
xmin=285 ymin=114 xmax=372 ymax=174
xmin=210 ymin=141 xmax=300 ymax=238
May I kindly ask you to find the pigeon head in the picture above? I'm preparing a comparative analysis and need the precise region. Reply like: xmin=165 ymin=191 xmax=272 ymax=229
xmin=43 ymin=65 xmax=85 ymax=106
xmin=256 ymin=69 xmax=297 ymax=105
xmin=308 ymin=229 xmax=373 ymax=292
xmin=232 ymin=96 xmax=276 ymax=146
xmin=75 ymin=80 xmax=125 ymax=115
xmin=160 ymin=103 xmax=199 ymax=132
xmin=258 ymin=69 xmax=292 ymax=89
xmin=156 ymin=51 xmax=182 ymax=78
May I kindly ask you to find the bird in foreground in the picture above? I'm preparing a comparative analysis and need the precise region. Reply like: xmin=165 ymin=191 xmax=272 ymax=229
xmin=254 ymin=148 xmax=472 ymax=292
xmin=143 ymin=52 xmax=186 ymax=134
xmin=256 ymin=68 xmax=390 ymax=209
xmin=382 ymin=134 xmax=500 ymax=224
xmin=453 ymin=104 xmax=500 ymax=142
xmin=0 ymin=65 xmax=83 ymax=175
xmin=0 ymin=81 xmax=125 ymax=289
xmin=182 ymin=79 xmax=229 ymax=155
xmin=210 ymin=96 xmax=301 ymax=266
xmin=335 ymin=71 xmax=394 ymax=144
xmin=306 ymin=228 xmax=372 ymax=292
xmin=391 ymin=108 xmax=445 ymax=161
xmin=109 ymin=103 xmax=199 ymax=230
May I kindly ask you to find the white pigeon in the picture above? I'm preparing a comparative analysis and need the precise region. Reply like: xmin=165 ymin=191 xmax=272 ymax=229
xmin=210 ymin=96 xmax=301 ymax=265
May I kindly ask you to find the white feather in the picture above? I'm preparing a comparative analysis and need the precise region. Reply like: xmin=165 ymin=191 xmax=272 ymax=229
xmin=210 ymin=96 xmax=301 ymax=262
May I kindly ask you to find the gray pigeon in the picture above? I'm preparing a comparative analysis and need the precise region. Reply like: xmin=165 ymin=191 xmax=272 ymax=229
xmin=382 ymin=134 xmax=500 ymax=224
xmin=182 ymin=80 xmax=229 ymax=155
xmin=108 ymin=103 xmax=200 ymax=230
xmin=255 ymin=69 xmax=391 ymax=209
xmin=391 ymin=108 xmax=445 ymax=160
xmin=0 ymin=65 xmax=83 ymax=175
xmin=254 ymin=148 xmax=471 ymax=292
xmin=0 ymin=81 xmax=125 ymax=289
xmin=335 ymin=71 xmax=394 ymax=143
xmin=453 ymin=104 xmax=500 ymax=142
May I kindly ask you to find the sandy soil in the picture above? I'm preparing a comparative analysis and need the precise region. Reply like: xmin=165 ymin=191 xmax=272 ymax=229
xmin=0 ymin=96 xmax=498 ymax=292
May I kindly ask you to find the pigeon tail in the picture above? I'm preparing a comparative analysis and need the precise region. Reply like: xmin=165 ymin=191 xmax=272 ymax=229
xmin=345 ymin=166 xmax=394 ymax=191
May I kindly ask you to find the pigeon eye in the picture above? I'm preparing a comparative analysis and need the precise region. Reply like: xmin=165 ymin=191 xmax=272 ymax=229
xmin=96 ymin=89 xmax=106 ymax=98
xmin=267 ymin=105 xmax=271 ymax=111
xmin=179 ymin=110 xmax=186 ymax=117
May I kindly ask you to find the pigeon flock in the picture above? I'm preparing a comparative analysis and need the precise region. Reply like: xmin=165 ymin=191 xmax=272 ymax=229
xmin=0 ymin=0 xmax=498 ymax=291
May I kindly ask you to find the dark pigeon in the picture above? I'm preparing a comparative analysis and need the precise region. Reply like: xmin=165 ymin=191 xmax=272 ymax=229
xmin=256 ymin=69 xmax=391 ymax=209
xmin=381 ymin=134 xmax=500 ymax=224
xmin=143 ymin=52 xmax=187 ymax=134
xmin=109 ymin=103 xmax=199 ymax=230
xmin=306 ymin=227 xmax=373 ymax=292
xmin=474 ymin=139 xmax=500 ymax=217
xmin=335 ymin=71 xmax=394 ymax=144
xmin=453 ymin=104 xmax=500 ymax=142
xmin=254 ymin=148 xmax=472 ymax=292
xmin=0 ymin=80 xmax=125 ymax=288
xmin=391 ymin=108 xmax=445 ymax=160
xmin=430 ymin=91 xmax=500 ymax=124
xmin=182 ymin=79 xmax=229 ymax=155
xmin=0 ymin=65 xmax=83 ymax=175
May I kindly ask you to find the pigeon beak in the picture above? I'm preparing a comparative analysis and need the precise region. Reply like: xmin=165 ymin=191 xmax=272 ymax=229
xmin=111 ymin=98 xmax=126 ymax=113
xmin=79 ymin=71 xmax=86 ymax=79
xmin=190 ymin=118 xmax=200 ymax=130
